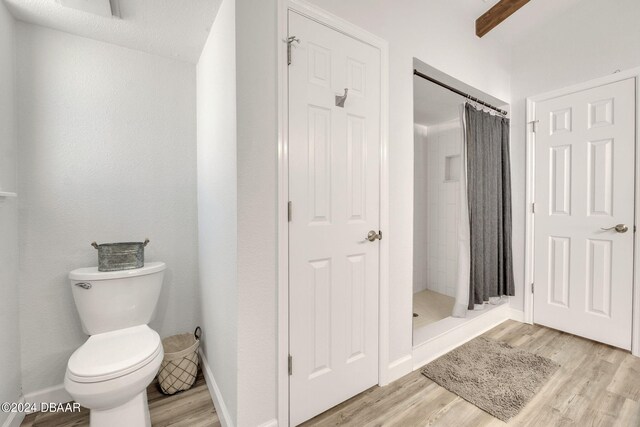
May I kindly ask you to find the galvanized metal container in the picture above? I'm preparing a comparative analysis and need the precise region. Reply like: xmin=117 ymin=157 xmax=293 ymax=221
xmin=91 ymin=239 xmax=149 ymax=272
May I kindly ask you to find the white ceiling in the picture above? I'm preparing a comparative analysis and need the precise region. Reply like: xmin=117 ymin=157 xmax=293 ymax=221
xmin=2 ymin=0 xmax=584 ymax=65
xmin=414 ymin=0 xmax=586 ymax=126
xmin=451 ymin=0 xmax=585 ymax=45
xmin=3 ymin=0 xmax=222 ymax=63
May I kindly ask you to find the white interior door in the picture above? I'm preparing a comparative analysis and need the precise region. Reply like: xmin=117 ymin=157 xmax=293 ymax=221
xmin=533 ymin=78 xmax=636 ymax=350
xmin=288 ymin=11 xmax=381 ymax=426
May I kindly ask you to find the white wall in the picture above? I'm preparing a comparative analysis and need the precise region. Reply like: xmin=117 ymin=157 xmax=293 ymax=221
xmin=17 ymin=23 xmax=199 ymax=394
xmin=413 ymin=124 xmax=429 ymax=295
xmin=0 ymin=2 xmax=21 ymax=425
xmin=413 ymin=121 xmax=462 ymax=298
xmin=509 ymin=0 xmax=640 ymax=311
xmin=235 ymin=0 xmax=279 ymax=425
xmin=196 ymin=0 xmax=238 ymax=424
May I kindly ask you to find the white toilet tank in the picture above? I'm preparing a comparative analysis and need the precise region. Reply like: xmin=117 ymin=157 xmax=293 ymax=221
xmin=69 ymin=262 xmax=165 ymax=335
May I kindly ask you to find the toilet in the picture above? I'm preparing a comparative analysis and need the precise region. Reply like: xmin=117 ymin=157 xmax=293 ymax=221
xmin=64 ymin=262 xmax=166 ymax=427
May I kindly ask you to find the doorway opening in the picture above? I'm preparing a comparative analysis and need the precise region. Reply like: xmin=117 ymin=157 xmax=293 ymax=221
xmin=412 ymin=58 xmax=510 ymax=347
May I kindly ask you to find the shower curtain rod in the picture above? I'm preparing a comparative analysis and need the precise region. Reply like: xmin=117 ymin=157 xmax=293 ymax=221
xmin=413 ymin=69 xmax=508 ymax=116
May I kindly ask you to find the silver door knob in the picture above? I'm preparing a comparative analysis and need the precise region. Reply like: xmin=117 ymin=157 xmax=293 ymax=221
xmin=367 ymin=230 xmax=382 ymax=242
xmin=601 ymin=224 xmax=629 ymax=233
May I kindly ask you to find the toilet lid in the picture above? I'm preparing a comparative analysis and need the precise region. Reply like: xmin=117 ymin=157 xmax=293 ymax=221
xmin=67 ymin=325 xmax=162 ymax=383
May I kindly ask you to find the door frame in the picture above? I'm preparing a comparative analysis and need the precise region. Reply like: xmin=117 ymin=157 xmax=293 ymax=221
xmin=276 ymin=1 xmax=390 ymax=425
xmin=524 ymin=67 xmax=640 ymax=357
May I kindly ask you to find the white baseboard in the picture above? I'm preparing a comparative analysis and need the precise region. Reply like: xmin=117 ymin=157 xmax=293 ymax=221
xmin=508 ymin=308 xmax=525 ymax=323
xmin=1 ymin=396 xmax=26 ymax=427
xmin=24 ymin=383 xmax=71 ymax=407
xmin=412 ymin=303 xmax=511 ymax=370
xmin=199 ymin=349 xmax=234 ymax=427
xmin=257 ymin=419 xmax=278 ymax=427
xmin=383 ymin=354 xmax=413 ymax=385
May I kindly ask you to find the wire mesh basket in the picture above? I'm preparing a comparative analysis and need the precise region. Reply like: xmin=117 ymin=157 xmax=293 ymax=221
xmin=157 ymin=327 xmax=201 ymax=395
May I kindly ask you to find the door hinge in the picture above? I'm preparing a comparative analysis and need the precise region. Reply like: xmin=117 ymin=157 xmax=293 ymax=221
xmin=288 ymin=201 xmax=292 ymax=222
xmin=531 ymin=283 xmax=535 ymax=294
xmin=532 ymin=203 xmax=535 ymax=214
xmin=288 ymin=355 xmax=293 ymax=376
xmin=287 ymin=36 xmax=300 ymax=66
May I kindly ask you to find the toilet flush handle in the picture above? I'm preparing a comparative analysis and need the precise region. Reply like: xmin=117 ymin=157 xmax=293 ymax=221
xmin=75 ymin=282 xmax=92 ymax=290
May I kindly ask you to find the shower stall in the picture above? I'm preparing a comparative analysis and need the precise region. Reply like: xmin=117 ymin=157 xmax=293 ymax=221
xmin=412 ymin=59 xmax=513 ymax=346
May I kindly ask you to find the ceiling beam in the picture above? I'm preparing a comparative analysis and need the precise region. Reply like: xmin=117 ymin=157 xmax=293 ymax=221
xmin=476 ymin=0 xmax=531 ymax=38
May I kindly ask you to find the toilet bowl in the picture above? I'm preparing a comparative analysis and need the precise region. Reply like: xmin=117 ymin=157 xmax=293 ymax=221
xmin=64 ymin=325 xmax=163 ymax=426
xmin=65 ymin=262 xmax=166 ymax=427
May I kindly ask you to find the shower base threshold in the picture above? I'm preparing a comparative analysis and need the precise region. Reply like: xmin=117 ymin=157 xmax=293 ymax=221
xmin=412 ymin=301 xmax=512 ymax=370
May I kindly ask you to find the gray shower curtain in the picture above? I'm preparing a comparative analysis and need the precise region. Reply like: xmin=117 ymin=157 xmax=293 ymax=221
xmin=465 ymin=104 xmax=514 ymax=309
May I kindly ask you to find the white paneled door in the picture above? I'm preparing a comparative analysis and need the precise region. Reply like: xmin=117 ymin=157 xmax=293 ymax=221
xmin=288 ymin=11 xmax=381 ymax=426
xmin=533 ymin=78 xmax=636 ymax=350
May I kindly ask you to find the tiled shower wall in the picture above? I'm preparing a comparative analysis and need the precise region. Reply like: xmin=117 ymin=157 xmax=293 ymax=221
xmin=413 ymin=119 xmax=462 ymax=297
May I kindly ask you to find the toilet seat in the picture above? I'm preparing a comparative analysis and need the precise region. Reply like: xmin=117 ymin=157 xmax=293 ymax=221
xmin=67 ymin=325 xmax=162 ymax=383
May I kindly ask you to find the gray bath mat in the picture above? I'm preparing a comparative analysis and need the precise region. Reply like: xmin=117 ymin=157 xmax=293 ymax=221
xmin=421 ymin=337 xmax=559 ymax=421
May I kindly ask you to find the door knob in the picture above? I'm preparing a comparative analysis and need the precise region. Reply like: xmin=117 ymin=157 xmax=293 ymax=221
xmin=367 ymin=230 xmax=382 ymax=242
xmin=601 ymin=224 xmax=629 ymax=233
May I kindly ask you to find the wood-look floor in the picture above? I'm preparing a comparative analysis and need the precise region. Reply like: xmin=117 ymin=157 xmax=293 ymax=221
xmin=302 ymin=320 xmax=640 ymax=427
xmin=412 ymin=289 xmax=456 ymax=329
xmin=21 ymin=370 xmax=219 ymax=427
xmin=19 ymin=321 xmax=640 ymax=426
